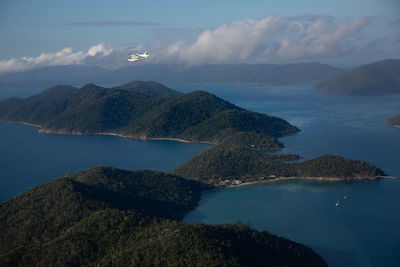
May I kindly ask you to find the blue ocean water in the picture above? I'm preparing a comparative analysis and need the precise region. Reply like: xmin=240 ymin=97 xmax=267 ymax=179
xmin=174 ymin=83 xmax=400 ymax=267
xmin=1 ymin=83 xmax=399 ymax=266
xmin=0 ymin=122 xmax=211 ymax=201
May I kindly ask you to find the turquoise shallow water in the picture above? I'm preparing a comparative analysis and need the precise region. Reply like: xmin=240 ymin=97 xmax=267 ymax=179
xmin=1 ymin=83 xmax=399 ymax=266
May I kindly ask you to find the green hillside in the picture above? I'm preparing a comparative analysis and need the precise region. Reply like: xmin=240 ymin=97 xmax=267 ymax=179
xmin=174 ymin=146 xmax=386 ymax=185
xmin=0 ymin=81 xmax=298 ymax=147
xmin=0 ymin=167 xmax=327 ymax=267
xmin=314 ymin=59 xmax=400 ymax=95
xmin=0 ymin=167 xmax=207 ymax=253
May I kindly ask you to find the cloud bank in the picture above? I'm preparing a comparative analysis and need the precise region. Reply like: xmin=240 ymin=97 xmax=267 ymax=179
xmin=0 ymin=43 xmax=143 ymax=72
xmin=0 ymin=15 xmax=398 ymax=72
xmin=160 ymin=16 xmax=369 ymax=64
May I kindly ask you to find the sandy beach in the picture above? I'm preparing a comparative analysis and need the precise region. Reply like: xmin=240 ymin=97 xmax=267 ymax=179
xmin=220 ymin=175 xmax=395 ymax=189
xmin=0 ymin=120 xmax=215 ymax=145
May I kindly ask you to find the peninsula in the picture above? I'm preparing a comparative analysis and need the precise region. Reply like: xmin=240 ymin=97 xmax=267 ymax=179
xmin=174 ymin=145 xmax=386 ymax=187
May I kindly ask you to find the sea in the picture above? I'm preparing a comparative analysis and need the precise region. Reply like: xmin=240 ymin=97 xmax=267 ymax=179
xmin=1 ymin=83 xmax=399 ymax=267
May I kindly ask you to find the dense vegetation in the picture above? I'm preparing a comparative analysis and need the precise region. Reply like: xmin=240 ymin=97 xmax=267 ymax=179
xmin=0 ymin=62 xmax=344 ymax=90
xmin=219 ymin=131 xmax=284 ymax=150
xmin=0 ymin=167 xmax=327 ymax=266
xmin=174 ymin=146 xmax=386 ymax=184
xmin=0 ymin=79 xmax=387 ymax=266
xmin=387 ymin=114 xmax=400 ymax=127
xmin=0 ymin=167 xmax=207 ymax=253
xmin=314 ymin=59 xmax=400 ymax=95
xmin=0 ymin=81 xmax=180 ymax=132
xmin=290 ymin=154 xmax=386 ymax=178
xmin=174 ymin=146 xmax=297 ymax=183
xmin=0 ymin=81 xmax=298 ymax=147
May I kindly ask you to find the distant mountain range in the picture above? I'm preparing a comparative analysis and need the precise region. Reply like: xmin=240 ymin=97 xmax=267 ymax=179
xmin=314 ymin=59 xmax=400 ymax=95
xmin=0 ymin=62 xmax=344 ymax=90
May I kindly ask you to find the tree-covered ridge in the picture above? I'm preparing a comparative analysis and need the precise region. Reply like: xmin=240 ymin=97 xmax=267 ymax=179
xmin=0 ymin=81 xmax=298 ymax=147
xmin=112 ymin=81 xmax=182 ymax=98
xmin=0 ymin=168 xmax=327 ymax=267
xmin=219 ymin=131 xmax=284 ymax=150
xmin=387 ymin=114 xmax=400 ymax=127
xmin=173 ymin=146 xmax=297 ymax=183
xmin=173 ymin=146 xmax=386 ymax=185
xmin=290 ymin=154 xmax=386 ymax=178
xmin=0 ymin=167 xmax=208 ymax=256
xmin=0 ymin=81 xmax=180 ymax=131
xmin=1 ymin=209 xmax=327 ymax=267
xmin=314 ymin=59 xmax=400 ymax=96
xmin=124 ymin=90 xmax=240 ymax=139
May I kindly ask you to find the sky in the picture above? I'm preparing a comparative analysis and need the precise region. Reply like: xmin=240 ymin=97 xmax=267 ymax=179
xmin=0 ymin=0 xmax=399 ymax=72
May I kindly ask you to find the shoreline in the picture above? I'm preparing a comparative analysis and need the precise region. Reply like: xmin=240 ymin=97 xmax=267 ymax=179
xmin=218 ymin=175 xmax=396 ymax=189
xmin=0 ymin=120 xmax=216 ymax=145
xmin=96 ymin=132 xmax=215 ymax=145
xmin=386 ymin=122 xmax=400 ymax=128
xmin=2 ymin=120 xmax=394 ymax=187
xmin=385 ymin=119 xmax=400 ymax=128
xmin=1 ymin=120 xmax=42 ymax=128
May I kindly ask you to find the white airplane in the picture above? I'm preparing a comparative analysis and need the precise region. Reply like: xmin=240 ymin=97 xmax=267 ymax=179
xmin=128 ymin=51 xmax=149 ymax=62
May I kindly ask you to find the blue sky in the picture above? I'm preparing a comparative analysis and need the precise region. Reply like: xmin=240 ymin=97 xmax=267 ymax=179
xmin=0 ymin=0 xmax=399 ymax=71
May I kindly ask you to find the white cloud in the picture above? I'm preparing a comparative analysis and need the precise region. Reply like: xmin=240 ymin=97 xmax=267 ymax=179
xmin=21 ymin=47 xmax=85 ymax=66
xmin=0 ymin=47 xmax=85 ymax=72
xmin=86 ymin=43 xmax=113 ymax=57
xmin=0 ymin=43 xmax=142 ymax=72
xmin=0 ymin=15 xmax=398 ymax=72
xmin=276 ymin=18 xmax=369 ymax=60
xmin=160 ymin=16 xmax=370 ymax=64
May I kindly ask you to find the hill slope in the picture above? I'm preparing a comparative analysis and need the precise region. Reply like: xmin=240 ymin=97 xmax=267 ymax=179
xmin=0 ymin=81 xmax=299 ymax=145
xmin=0 ymin=167 xmax=207 ymax=252
xmin=173 ymin=146 xmax=386 ymax=185
xmin=314 ymin=59 xmax=400 ymax=95
xmin=0 ymin=167 xmax=327 ymax=266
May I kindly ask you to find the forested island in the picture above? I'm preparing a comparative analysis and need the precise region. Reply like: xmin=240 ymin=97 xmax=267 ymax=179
xmin=314 ymin=59 xmax=400 ymax=96
xmin=0 ymin=81 xmax=298 ymax=147
xmin=0 ymin=80 xmax=386 ymax=184
xmin=387 ymin=114 xmax=400 ymax=128
xmin=174 ymin=145 xmax=386 ymax=187
xmin=0 ymin=167 xmax=328 ymax=266
xmin=0 ymin=81 xmax=388 ymax=266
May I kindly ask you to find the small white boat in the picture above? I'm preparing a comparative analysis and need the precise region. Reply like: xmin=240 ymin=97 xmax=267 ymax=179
xmin=344 ymin=195 xmax=347 ymax=200
xmin=335 ymin=200 xmax=340 ymax=207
